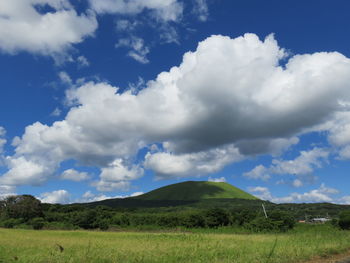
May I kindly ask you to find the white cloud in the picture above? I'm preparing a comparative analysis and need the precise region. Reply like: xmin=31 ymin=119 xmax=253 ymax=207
xmin=116 ymin=19 xmax=139 ymax=31
xmin=1 ymin=156 xmax=52 ymax=186
xmin=0 ymin=185 xmax=16 ymax=200
xmin=92 ymin=159 xmax=143 ymax=192
xmin=77 ymin=55 xmax=90 ymax=68
xmin=60 ymin=169 xmax=90 ymax=182
xmin=249 ymin=183 xmax=339 ymax=203
xmin=2 ymin=33 xmax=350 ymax=186
xmin=50 ymin=108 xmax=62 ymax=117
xmin=248 ymin=186 xmax=273 ymax=201
xmin=77 ymin=190 xmax=144 ymax=202
xmin=116 ymin=37 xmax=150 ymax=64
xmin=89 ymin=0 xmax=183 ymax=22
xmin=130 ymin=191 xmax=144 ymax=197
xmin=58 ymin=71 xmax=72 ymax=84
xmin=244 ymin=148 xmax=329 ymax=184
xmin=339 ymin=196 xmax=350 ymax=205
xmin=270 ymin=148 xmax=329 ymax=175
xmin=0 ymin=0 xmax=97 ymax=58
xmin=92 ymin=180 xmax=131 ymax=192
xmin=144 ymin=144 xmax=243 ymax=179
xmin=208 ymin=176 xmax=226 ymax=183
xmin=192 ymin=0 xmax=209 ymax=21
xmin=39 ymin=189 xmax=71 ymax=204
xmin=243 ymin=165 xmax=270 ymax=181
xmin=0 ymin=127 xmax=6 ymax=154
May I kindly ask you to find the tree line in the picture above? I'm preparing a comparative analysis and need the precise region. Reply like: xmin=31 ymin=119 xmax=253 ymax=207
xmin=1 ymin=195 xmax=350 ymax=232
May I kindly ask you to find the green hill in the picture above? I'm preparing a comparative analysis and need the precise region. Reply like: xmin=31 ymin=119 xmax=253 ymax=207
xmin=130 ymin=181 xmax=258 ymax=201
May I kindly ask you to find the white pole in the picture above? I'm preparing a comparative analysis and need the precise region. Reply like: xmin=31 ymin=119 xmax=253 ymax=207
xmin=262 ymin=203 xmax=268 ymax=218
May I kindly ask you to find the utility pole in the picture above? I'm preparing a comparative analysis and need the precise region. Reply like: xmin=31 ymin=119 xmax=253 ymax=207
xmin=262 ymin=203 xmax=268 ymax=218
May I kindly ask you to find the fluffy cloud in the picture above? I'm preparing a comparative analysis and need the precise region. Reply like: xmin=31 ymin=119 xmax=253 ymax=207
xmin=249 ymin=184 xmax=339 ymax=203
xmin=0 ymin=0 xmax=97 ymax=57
xmin=2 ymin=33 xmax=350 ymax=188
xmin=92 ymin=159 xmax=143 ymax=191
xmin=145 ymin=144 xmax=242 ymax=179
xmin=243 ymin=165 xmax=270 ymax=181
xmin=39 ymin=189 xmax=71 ymax=204
xmin=89 ymin=0 xmax=183 ymax=22
xmin=243 ymin=148 xmax=329 ymax=184
xmin=60 ymin=169 xmax=90 ymax=182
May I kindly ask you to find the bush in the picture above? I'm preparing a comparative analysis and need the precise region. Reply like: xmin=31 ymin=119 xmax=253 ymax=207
xmin=205 ymin=208 xmax=230 ymax=228
xmin=98 ymin=219 xmax=110 ymax=231
xmin=30 ymin=217 xmax=45 ymax=230
xmin=244 ymin=217 xmax=276 ymax=232
xmin=2 ymin=218 xmax=21 ymax=229
xmin=182 ymin=212 xmax=206 ymax=228
xmin=269 ymin=211 xmax=295 ymax=232
xmin=244 ymin=211 xmax=295 ymax=232
xmin=339 ymin=211 xmax=350 ymax=230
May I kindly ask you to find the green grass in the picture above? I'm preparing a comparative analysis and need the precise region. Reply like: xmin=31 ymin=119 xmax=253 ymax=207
xmin=0 ymin=224 xmax=349 ymax=263
xmin=130 ymin=181 xmax=258 ymax=201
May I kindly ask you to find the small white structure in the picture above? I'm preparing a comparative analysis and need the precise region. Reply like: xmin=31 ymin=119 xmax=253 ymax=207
xmin=311 ymin=218 xmax=331 ymax=223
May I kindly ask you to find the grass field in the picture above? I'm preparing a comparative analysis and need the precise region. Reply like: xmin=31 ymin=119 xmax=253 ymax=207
xmin=0 ymin=225 xmax=349 ymax=263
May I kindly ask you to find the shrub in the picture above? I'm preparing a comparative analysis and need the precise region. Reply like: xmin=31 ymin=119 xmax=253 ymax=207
xmin=2 ymin=218 xmax=20 ymax=229
xmin=182 ymin=212 xmax=206 ymax=228
xmin=204 ymin=208 xmax=230 ymax=228
xmin=30 ymin=217 xmax=45 ymax=230
xmin=98 ymin=219 xmax=110 ymax=231
xmin=339 ymin=211 xmax=350 ymax=230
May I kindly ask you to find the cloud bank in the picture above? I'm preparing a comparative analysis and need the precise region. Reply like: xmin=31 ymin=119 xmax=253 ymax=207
xmin=1 ymin=33 xmax=350 ymax=194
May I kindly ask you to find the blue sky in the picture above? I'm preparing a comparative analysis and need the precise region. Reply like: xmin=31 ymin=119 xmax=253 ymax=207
xmin=1 ymin=0 xmax=350 ymax=204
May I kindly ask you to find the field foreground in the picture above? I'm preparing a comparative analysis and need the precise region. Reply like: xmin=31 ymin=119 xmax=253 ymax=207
xmin=0 ymin=225 xmax=350 ymax=263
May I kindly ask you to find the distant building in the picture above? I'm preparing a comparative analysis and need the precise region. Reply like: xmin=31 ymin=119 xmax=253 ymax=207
xmin=310 ymin=218 xmax=331 ymax=224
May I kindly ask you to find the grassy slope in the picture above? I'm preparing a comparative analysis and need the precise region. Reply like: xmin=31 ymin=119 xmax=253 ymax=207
xmin=131 ymin=181 xmax=258 ymax=201
xmin=1 ymin=225 xmax=350 ymax=263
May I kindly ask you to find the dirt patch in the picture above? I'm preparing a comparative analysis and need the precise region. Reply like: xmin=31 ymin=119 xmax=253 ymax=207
xmin=302 ymin=250 xmax=350 ymax=263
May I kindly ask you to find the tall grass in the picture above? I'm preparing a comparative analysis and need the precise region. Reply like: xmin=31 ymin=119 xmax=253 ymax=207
xmin=0 ymin=224 xmax=349 ymax=263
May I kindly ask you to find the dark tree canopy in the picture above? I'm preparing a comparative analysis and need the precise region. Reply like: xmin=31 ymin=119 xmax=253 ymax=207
xmin=0 ymin=195 xmax=43 ymax=221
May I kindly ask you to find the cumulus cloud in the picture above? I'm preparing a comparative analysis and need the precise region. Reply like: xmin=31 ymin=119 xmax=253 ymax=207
xmin=0 ymin=0 xmax=97 ymax=58
xmin=243 ymin=148 xmax=329 ymax=184
xmin=60 ymin=169 xmax=90 ymax=182
xmin=243 ymin=165 xmax=270 ymax=181
xmin=39 ymin=189 xmax=71 ymax=204
xmin=145 ymin=144 xmax=242 ymax=179
xmin=92 ymin=159 xmax=143 ymax=191
xmin=2 ymin=33 xmax=350 ymax=189
xmin=249 ymin=183 xmax=339 ymax=203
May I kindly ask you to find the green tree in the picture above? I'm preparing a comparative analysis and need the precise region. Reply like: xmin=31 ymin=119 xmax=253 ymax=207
xmin=1 ymin=195 xmax=43 ymax=221
xmin=339 ymin=211 xmax=350 ymax=230
xmin=205 ymin=208 xmax=230 ymax=228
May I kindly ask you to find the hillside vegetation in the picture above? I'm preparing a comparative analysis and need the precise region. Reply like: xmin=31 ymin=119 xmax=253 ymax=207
xmin=131 ymin=181 xmax=258 ymax=201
